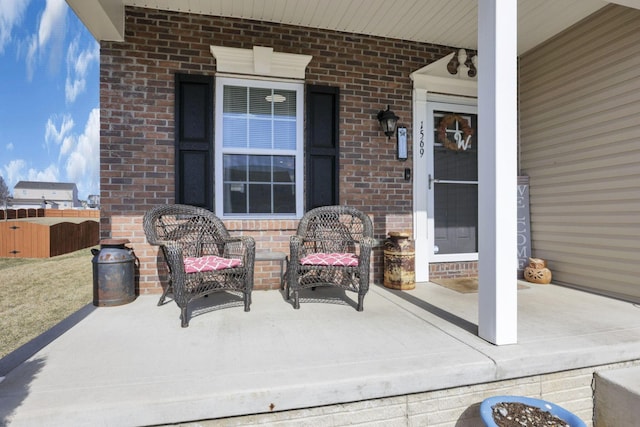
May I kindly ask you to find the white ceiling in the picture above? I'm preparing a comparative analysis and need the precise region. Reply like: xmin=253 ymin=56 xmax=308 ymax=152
xmin=69 ymin=0 xmax=636 ymax=54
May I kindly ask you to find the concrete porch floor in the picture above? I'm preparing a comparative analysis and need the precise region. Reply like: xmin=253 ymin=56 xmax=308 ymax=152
xmin=2 ymin=280 xmax=640 ymax=426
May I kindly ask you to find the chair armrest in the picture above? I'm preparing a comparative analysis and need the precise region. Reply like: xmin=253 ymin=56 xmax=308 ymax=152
xmin=289 ymin=235 xmax=303 ymax=263
xmin=221 ymin=236 xmax=255 ymax=269
xmin=161 ymin=241 xmax=187 ymax=275
xmin=360 ymin=236 xmax=376 ymax=250
xmin=148 ymin=238 xmax=174 ymax=247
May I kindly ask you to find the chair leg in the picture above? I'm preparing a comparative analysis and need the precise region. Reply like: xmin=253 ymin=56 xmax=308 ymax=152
xmin=293 ymin=290 xmax=300 ymax=309
xmin=180 ymin=306 xmax=189 ymax=328
xmin=244 ymin=291 xmax=251 ymax=312
xmin=357 ymin=293 xmax=364 ymax=312
xmin=158 ymin=284 xmax=172 ymax=306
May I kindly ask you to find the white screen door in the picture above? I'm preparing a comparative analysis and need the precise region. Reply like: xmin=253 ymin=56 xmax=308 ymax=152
xmin=427 ymin=103 xmax=478 ymax=262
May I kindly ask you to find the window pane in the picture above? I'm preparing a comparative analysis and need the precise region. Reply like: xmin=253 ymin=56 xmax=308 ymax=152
xmin=223 ymin=85 xmax=298 ymax=151
xmin=224 ymin=155 xmax=247 ymax=181
xmin=249 ymin=117 xmax=272 ymax=149
xmin=223 ymin=183 xmax=246 ymax=214
xmin=248 ymin=184 xmax=271 ymax=213
xmin=274 ymin=120 xmax=296 ymax=150
xmin=249 ymin=88 xmax=272 ymax=116
xmin=434 ymin=183 xmax=478 ymax=254
xmin=223 ymin=86 xmax=248 ymax=149
xmin=273 ymin=90 xmax=296 ymax=117
xmin=274 ymin=184 xmax=295 ymax=213
xmin=248 ymin=156 xmax=271 ymax=182
xmin=223 ymin=115 xmax=247 ymax=148
xmin=433 ymin=112 xmax=477 ymax=181
xmin=224 ymin=86 xmax=247 ymax=113
xmin=273 ymin=156 xmax=294 ymax=182
xmin=223 ymin=154 xmax=296 ymax=215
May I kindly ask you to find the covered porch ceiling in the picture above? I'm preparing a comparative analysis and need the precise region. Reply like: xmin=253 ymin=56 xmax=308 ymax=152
xmin=69 ymin=0 xmax=640 ymax=54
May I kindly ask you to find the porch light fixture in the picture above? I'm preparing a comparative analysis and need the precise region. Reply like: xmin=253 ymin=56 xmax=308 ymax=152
xmin=377 ymin=105 xmax=399 ymax=139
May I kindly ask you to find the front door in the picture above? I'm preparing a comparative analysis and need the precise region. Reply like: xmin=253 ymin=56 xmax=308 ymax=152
xmin=427 ymin=102 xmax=478 ymax=262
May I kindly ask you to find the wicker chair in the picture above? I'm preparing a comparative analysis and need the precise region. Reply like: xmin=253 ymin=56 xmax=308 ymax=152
xmin=143 ymin=204 xmax=255 ymax=327
xmin=287 ymin=205 xmax=374 ymax=311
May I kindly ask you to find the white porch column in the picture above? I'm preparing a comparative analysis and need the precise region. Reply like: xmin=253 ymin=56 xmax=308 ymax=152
xmin=477 ymin=0 xmax=518 ymax=345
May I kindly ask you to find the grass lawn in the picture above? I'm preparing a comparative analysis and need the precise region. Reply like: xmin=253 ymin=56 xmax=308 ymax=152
xmin=0 ymin=247 xmax=96 ymax=359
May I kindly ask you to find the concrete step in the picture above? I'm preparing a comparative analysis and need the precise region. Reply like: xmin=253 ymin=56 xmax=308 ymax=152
xmin=594 ymin=365 xmax=640 ymax=426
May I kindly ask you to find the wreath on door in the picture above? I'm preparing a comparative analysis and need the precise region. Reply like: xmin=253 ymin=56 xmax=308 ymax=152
xmin=437 ymin=114 xmax=474 ymax=152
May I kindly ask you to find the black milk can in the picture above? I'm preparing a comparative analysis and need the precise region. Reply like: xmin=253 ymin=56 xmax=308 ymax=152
xmin=92 ymin=239 xmax=136 ymax=306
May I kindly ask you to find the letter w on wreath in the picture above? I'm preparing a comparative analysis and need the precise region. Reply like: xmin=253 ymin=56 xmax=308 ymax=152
xmin=437 ymin=114 xmax=474 ymax=152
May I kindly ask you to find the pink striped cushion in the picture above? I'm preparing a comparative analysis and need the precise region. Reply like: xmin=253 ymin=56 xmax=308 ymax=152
xmin=299 ymin=252 xmax=359 ymax=267
xmin=184 ymin=255 xmax=242 ymax=273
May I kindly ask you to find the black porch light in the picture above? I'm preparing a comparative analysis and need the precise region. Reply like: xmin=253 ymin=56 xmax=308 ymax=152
xmin=377 ymin=105 xmax=399 ymax=139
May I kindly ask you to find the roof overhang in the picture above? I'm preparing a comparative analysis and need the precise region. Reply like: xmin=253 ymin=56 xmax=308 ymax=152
xmin=67 ymin=0 xmax=640 ymax=55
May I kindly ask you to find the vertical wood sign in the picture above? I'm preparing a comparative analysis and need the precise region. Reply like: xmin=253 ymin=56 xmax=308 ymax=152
xmin=517 ymin=176 xmax=531 ymax=278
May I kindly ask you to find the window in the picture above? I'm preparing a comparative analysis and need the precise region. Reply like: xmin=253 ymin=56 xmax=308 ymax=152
xmin=215 ymin=77 xmax=304 ymax=218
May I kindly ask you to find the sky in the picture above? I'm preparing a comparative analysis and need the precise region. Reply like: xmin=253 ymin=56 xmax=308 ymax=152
xmin=0 ymin=0 xmax=99 ymax=200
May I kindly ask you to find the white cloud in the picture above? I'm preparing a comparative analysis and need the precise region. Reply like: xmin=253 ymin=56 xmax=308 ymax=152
xmin=65 ymin=38 xmax=99 ymax=103
xmin=24 ymin=0 xmax=67 ymax=80
xmin=45 ymin=114 xmax=74 ymax=147
xmin=65 ymin=108 xmax=99 ymax=199
xmin=3 ymin=159 xmax=27 ymax=189
xmin=60 ymin=134 xmax=74 ymax=155
xmin=65 ymin=77 xmax=85 ymax=104
xmin=0 ymin=0 xmax=30 ymax=54
xmin=38 ymin=0 xmax=65 ymax=48
xmin=27 ymin=164 xmax=59 ymax=182
xmin=3 ymin=108 xmax=99 ymax=199
xmin=24 ymin=33 xmax=38 ymax=80
xmin=6 ymin=142 xmax=13 ymax=151
xmin=2 ymin=159 xmax=60 ymax=192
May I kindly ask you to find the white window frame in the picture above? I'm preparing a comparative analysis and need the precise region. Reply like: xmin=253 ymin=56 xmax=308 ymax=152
xmin=214 ymin=76 xmax=304 ymax=219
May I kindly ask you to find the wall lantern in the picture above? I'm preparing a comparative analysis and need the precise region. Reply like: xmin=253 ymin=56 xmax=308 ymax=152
xmin=377 ymin=105 xmax=399 ymax=139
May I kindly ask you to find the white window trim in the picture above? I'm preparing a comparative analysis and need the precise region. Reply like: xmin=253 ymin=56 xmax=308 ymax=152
xmin=214 ymin=76 xmax=305 ymax=219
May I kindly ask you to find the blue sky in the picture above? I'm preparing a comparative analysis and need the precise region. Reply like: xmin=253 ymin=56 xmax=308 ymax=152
xmin=0 ymin=0 xmax=99 ymax=200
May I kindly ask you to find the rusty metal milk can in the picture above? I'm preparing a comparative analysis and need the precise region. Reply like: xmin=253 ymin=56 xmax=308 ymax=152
xmin=383 ymin=232 xmax=415 ymax=290
xmin=92 ymin=239 xmax=136 ymax=306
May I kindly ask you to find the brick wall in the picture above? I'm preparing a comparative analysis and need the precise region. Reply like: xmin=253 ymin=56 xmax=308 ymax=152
xmin=100 ymin=6 xmax=457 ymax=293
xmin=430 ymin=262 xmax=479 ymax=280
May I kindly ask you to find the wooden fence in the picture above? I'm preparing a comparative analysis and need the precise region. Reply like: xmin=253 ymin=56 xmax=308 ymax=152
xmin=0 ymin=216 xmax=99 ymax=258
xmin=0 ymin=208 xmax=99 ymax=220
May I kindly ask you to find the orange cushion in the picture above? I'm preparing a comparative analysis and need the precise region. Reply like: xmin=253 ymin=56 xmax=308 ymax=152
xmin=299 ymin=252 xmax=359 ymax=267
xmin=184 ymin=255 xmax=242 ymax=273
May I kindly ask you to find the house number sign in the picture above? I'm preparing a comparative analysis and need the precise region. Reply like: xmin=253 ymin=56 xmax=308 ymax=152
xmin=419 ymin=121 xmax=425 ymax=158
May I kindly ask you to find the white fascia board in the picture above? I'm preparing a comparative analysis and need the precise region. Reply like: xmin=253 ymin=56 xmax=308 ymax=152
xmin=66 ymin=0 xmax=125 ymax=42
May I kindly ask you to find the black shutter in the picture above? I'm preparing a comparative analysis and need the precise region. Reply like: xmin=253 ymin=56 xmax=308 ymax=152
xmin=305 ymin=85 xmax=339 ymax=210
xmin=175 ymin=74 xmax=213 ymax=210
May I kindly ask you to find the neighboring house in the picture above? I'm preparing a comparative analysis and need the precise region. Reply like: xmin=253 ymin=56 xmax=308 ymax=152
xmin=12 ymin=181 xmax=80 ymax=209
xmin=67 ymin=0 xmax=640 ymax=345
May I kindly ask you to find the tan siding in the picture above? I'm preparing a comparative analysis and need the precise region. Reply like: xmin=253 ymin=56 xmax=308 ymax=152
xmin=519 ymin=5 xmax=640 ymax=301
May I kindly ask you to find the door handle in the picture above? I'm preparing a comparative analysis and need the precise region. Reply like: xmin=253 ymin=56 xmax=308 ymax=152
xmin=428 ymin=174 xmax=440 ymax=190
